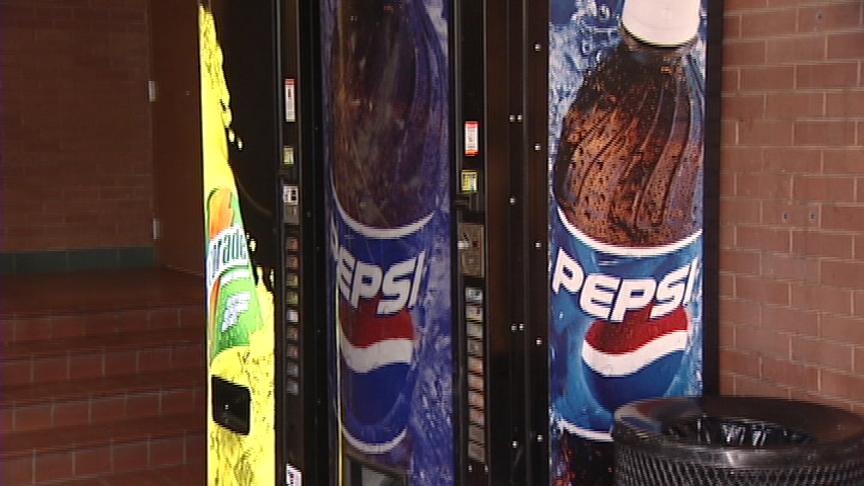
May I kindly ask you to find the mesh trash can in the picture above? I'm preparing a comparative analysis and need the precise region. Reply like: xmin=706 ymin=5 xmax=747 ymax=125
xmin=613 ymin=396 xmax=864 ymax=486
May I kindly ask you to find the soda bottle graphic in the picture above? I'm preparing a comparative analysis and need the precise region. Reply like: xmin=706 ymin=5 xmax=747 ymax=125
xmin=328 ymin=0 xmax=450 ymax=477
xmin=549 ymin=0 xmax=704 ymax=483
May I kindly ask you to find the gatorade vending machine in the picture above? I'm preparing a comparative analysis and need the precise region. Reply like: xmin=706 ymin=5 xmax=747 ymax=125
xmin=200 ymin=0 xmax=327 ymax=485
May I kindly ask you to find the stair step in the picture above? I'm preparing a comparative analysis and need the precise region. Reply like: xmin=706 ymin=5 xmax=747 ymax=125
xmin=0 ymin=328 xmax=203 ymax=387
xmin=2 ymin=368 xmax=204 ymax=433
xmin=2 ymin=429 xmax=204 ymax=486
xmin=0 ymin=269 xmax=203 ymax=319
xmin=50 ymin=463 xmax=206 ymax=486
xmin=2 ymin=305 xmax=203 ymax=345
xmin=1 ymin=411 xmax=204 ymax=459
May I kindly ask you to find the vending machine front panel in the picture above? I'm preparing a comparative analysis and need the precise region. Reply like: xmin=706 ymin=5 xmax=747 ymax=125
xmin=545 ymin=0 xmax=712 ymax=484
xmin=321 ymin=1 xmax=455 ymax=484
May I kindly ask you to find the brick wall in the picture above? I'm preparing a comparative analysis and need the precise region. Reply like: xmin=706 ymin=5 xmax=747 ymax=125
xmin=0 ymin=0 xmax=154 ymax=252
xmin=721 ymin=0 xmax=864 ymax=413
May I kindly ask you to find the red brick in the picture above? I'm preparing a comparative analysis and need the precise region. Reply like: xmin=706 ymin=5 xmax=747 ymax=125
xmin=792 ymin=231 xmax=853 ymax=259
xmin=723 ymin=93 xmax=766 ymax=119
xmin=737 ymin=275 xmax=790 ymax=306
xmin=69 ymin=354 xmax=103 ymax=379
xmin=826 ymin=90 xmax=864 ymax=117
xmin=179 ymin=306 xmax=205 ymax=328
xmin=720 ymin=199 xmax=762 ymax=224
xmin=795 ymin=120 xmax=857 ymax=147
xmin=161 ymin=389 xmax=196 ymax=415
xmin=1 ymin=359 xmax=32 ymax=386
xmin=762 ymin=147 xmax=820 ymax=173
xmin=50 ymin=315 xmax=86 ymax=339
xmin=33 ymin=356 xmax=69 ymax=383
xmin=724 ymin=40 xmax=766 ymax=66
xmin=720 ymin=321 xmax=736 ymax=348
xmin=185 ymin=434 xmax=206 ymax=464
xmin=797 ymin=62 xmax=859 ymax=89
xmin=765 ymin=36 xmax=825 ymax=64
xmin=822 ymin=205 xmax=864 ymax=232
xmin=148 ymin=308 xmax=180 ymax=329
xmin=762 ymin=201 xmax=819 ymax=226
xmin=720 ymin=171 xmax=737 ymax=195
xmin=823 ymin=315 xmax=864 ymax=344
xmin=54 ymin=400 xmax=90 ymax=427
xmin=1 ymin=456 xmax=33 ymax=486
xmin=149 ymin=437 xmax=185 ymax=466
xmin=741 ymin=9 xmax=797 ymax=37
xmin=766 ymin=92 xmax=824 ymax=118
xmin=827 ymin=32 xmax=864 ymax=59
xmin=761 ymin=253 xmax=819 ymax=282
xmin=738 ymin=119 xmax=794 ymax=146
xmin=793 ymin=175 xmax=855 ymax=202
xmin=724 ymin=14 xmax=741 ymax=39
xmin=722 ymin=120 xmax=739 ymax=145
xmin=821 ymin=260 xmax=864 ymax=288
xmin=138 ymin=348 xmax=173 ymax=372
xmin=762 ymin=305 xmax=819 ymax=336
xmin=740 ymin=66 xmax=795 ymax=91
xmin=104 ymin=350 xmax=137 ymax=376
xmin=13 ymin=317 xmax=53 ymax=342
xmin=762 ymin=355 xmax=819 ymax=389
xmin=820 ymin=369 xmax=864 ymax=401
xmin=75 ymin=446 xmax=112 ymax=476
xmin=734 ymin=375 xmax=790 ymax=398
xmin=726 ymin=0 xmax=767 ymax=10
xmin=737 ymin=226 xmax=791 ymax=253
xmin=737 ymin=172 xmax=792 ymax=198
xmin=721 ymin=348 xmax=761 ymax=377
xmin=14 ymin=403 xmax=52 ymax=432
xmin=723 ymin=68 xmax=740 ymax=93
xmin=790 ymin=283 xmax=852 ymax=315
xmin=792 ymin=336 xmax=854 ymax=372
xmin=112 ymin=442 xmax=149 ymax=472
xmin=856 ymin=236 xmax=864 ymax=260
xmin=720 ymin=249 xmax=761 ymax=275
xmin=171 ymin=343 xmax=204 ymax=369
xmin=90 ymin=396 xmax=126 ymax=424
xmin=789 ymin=390 xmax=855 ymax=412
xmin=126 ymin=393 xmax=161 ymax=418
xmin=855 ymin=347 xmax=864 ymax=373
xmin=720 ymin=298 xmax=761 ymax=327
xmin=798 ymin=3 xmax=863 ymax=32
xmin=34 ymin=451 xmax=74 ymax=483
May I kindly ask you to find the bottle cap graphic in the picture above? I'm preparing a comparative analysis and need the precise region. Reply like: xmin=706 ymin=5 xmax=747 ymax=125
xmin=622 ymin=0 xmax=700 ymax=47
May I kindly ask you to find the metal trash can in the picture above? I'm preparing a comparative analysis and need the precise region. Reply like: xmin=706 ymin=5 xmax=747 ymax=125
xmin=613 ymin=396 xmax=864 ymax=485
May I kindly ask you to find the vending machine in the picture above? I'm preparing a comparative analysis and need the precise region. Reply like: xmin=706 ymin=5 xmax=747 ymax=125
xmin=200 ymin=0 xmax=327 ymax=485
xmin=199 ymin=0 xmax=719 ymax=484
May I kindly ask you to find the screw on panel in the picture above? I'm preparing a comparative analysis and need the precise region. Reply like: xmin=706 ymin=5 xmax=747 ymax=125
xmin=511 ymin=440 xmax=519 ymax=449
xmin=468 ymin=464 xmax=473 ymax=473
xmin=509 ymin=197 xmax=517 ymax=205
xmin=516 ymin=114 xmax=523 ymax=122
xmin=535 ymin=337 xmax=543 ymax=346
xmin=534 ymin=143 xmax=542 ymax=151
xmin=534 ymin=241 xmax=542 ymax=249
xmin=517 ymin=323 xmax=525 ymax=332
xmin=536 ymin=434 xmax=544 ymax=443
xmin=509 ymin=114 xmax=517 ymax=122
xmin=533 ymin=43 xmax=542 ymax=52
xmin=510 ymin=323 xmax=518 ymax=332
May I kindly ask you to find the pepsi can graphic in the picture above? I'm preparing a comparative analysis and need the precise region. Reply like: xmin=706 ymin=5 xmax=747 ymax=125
xmin=331 ymin=198 xmax=432 ymax=458
xmin=321 ymin=0 xmax=453 ymax=482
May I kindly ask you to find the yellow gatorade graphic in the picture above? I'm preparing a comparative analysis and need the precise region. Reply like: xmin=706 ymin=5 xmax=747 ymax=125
xmin=200 ymin=5 xmax=275 ymax=485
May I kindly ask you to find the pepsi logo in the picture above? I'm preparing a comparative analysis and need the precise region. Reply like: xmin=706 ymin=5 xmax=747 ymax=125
xmin=581 ymin=303 xmax=690 ymax=413
xmin=339 ymin=297 xmax=416 ymax=452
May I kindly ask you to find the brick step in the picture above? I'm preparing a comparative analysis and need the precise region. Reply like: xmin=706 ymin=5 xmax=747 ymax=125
xmin=2 ymin=305 xmax=203 ymax=345
xmin=1 ymin=413 xmax=204 ymax=486
xmin=0 ymin=327 xmax=203 ymax=387
xmin=2 ymin=367 xmax=204 ymax=433
xmin=48 ymin=463 xmax=206 ymax=486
